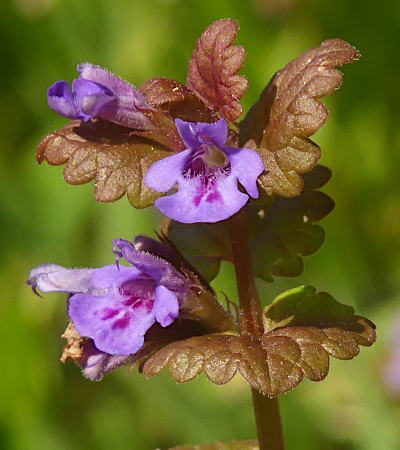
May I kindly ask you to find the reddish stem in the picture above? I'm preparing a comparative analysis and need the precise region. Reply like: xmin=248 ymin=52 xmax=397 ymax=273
xmin=229 ymin=210 xmax=285 ymax=450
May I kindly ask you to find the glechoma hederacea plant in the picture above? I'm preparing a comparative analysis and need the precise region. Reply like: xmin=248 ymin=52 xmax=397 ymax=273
xmin=28 ymin=19 xmax=376 ymax=450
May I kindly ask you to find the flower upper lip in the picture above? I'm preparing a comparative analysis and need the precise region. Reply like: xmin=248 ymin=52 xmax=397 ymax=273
xmin=47 ymin=63 xmax=154 ymax=130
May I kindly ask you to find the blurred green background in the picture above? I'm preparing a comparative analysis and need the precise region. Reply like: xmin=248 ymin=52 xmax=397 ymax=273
xmin=1 ymin=0 xmax=400 ymax=448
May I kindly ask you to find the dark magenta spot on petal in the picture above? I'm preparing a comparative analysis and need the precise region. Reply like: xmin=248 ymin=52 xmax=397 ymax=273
xmin=193 ymin=184 xmax=207 ymax=207
xmin=142 ymin=299 xmax=154 ymax=312
xmin=112 ymin=312 xmax=131 ymax=330
xmin=123 ymin=296 xmax=140 ymax=307
xmin=101 ymin=308 xmax=120 ymax=320
xmin=206 ymin=189 xmax=222 ymax=203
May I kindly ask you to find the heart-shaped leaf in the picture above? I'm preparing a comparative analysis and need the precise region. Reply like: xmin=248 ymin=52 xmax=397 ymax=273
xmin=142 ymin=286 xmax=375 ymax=397
xmin=187 ymin=19 xmax=248 ymax=121
xmin=165 ymin=166 xmax=334 ymax=282
xmin=240 ymin=38 xmax=360 ymax=197
xmin=36 ymin=119 xmax=171 ymax=208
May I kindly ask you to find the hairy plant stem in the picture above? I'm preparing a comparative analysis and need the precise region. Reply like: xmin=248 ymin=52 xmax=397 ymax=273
xmin=229 ymin=210 xmax=285 ymax=450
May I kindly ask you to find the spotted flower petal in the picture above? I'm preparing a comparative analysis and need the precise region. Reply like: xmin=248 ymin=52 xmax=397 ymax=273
xmin=154 ymin=169 xmax=249 ymax=223
xmin=28 ymin=238 xmax=191 ymax=356
xmin=145 ymin=118 xmax=264 ymax=223
xmin=69 ymin=287 xmax=156 ymax=356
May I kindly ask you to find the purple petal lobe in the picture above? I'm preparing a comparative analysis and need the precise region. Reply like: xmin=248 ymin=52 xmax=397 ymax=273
xmin=47 ymin=81 xmax=78 ymax=119
xmin=72 ymin=78 xmax=113 ymax=120
xmin=77 ymin=63 xmax=150 ymax=108
xmin=27 ymin=264 xmax=95 ymax=294
xmin=175 ymin=119 xmax=228 ymax=148
xmin=113 ymin=239 xmax=162 ymax=281
xmin=175 ymin=119 xmax=202 ymax=149
xmin=145 ymin=149 xmax=190 ymax=192
xmin=69 ymin=291 xmax=156 ymax=355
xmin=90 ymin=264 xmax=141 ymax=290
xmin=113 ymin=239 xmax=189 ymax=296
xmin=154 ymin=171 xmax=249 ymax=223
xmin=77 ymin=63 xmax=154 ymax=129
xmin=154 ymin=285 xmax=179 ymax=327
xmin=80 ymin=340 xmax=132 ymax=381
xmin=225 ymin=147 xmax=264 ymax=198
xmin=196 ymin=119 xmax=228 ymax=147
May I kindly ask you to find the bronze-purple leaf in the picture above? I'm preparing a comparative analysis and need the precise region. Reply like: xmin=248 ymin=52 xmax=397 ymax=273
xmin=130 ymin=108 xmax=185 ymax=152
xmin=36 ymin=119 xmax=171 ymax=208
xmin=140 ymin=77 xmax=216 ymax=123
xmin=240 ymin=38 xmax=360 ymax=197
xmin=143 ymin=321 xmax=375 ymax=396
xmin=187 ymin=19 xmax=248 ymax=122
xmin=143 ymin=286 xmax=375 ymax=397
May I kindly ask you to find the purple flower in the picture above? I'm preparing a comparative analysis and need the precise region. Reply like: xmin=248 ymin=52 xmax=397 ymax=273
xmin=27 ymin=238 xmax=190 ymax=356
xmin=47 ymin=63 xmax=153 ymax=129
xmin=79 ymin=340 xmax=133 ymax=381
xmin=144 ymin=118 xmax=264 ymax=223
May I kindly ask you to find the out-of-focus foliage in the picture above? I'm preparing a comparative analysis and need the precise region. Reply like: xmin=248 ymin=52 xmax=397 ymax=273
xmin=1 ymin=0 xmax=399 ymax=449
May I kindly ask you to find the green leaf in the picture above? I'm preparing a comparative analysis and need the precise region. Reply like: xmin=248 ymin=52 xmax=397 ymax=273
xmin=263 ymin=285 xmax=355 ymax=330
xmin=164 ymin=220 xmax=232 ymax=281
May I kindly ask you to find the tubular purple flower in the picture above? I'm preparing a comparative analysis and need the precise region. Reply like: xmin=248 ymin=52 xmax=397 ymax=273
xmin=144 ymin=118 xmax=265 ymax=223
xmin=27 ymin=238 xmax=190 ymax=356
xmin=47 ymin=63 xmax=153 ymax=129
